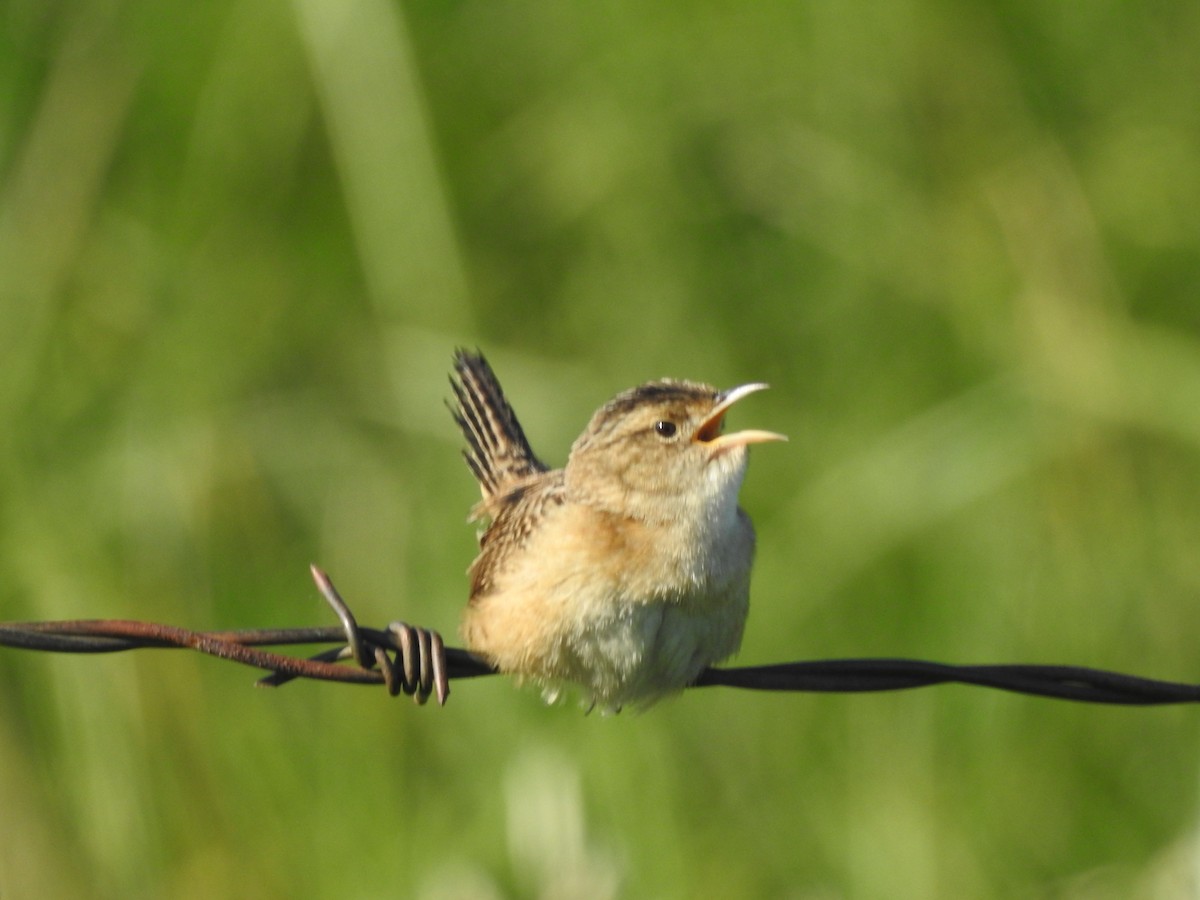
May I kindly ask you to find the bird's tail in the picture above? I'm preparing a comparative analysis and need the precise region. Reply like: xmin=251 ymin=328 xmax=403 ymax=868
xmin=449 ymin=349 xmax=547 ymax=504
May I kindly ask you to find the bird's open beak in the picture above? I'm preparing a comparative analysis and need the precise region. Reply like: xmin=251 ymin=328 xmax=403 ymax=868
xmin=693 ymin=383 xmax=787 ymax=449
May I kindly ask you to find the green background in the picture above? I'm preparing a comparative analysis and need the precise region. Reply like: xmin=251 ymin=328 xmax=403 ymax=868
xmin=3 ymin=2 xmax=1200 ymax=897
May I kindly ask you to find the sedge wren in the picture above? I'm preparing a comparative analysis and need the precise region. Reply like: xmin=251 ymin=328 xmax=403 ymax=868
xmin=450 ymin=350 xmax=784 ymax=710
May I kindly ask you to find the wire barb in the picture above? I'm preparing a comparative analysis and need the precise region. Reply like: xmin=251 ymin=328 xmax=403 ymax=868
xmin=2 ymin=566 xmax=1200 ymax=708
xmin=252 ymin=565 xmax=475 ymax=705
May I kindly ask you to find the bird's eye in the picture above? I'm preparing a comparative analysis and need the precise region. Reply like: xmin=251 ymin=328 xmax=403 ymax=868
xmin=654 ymin=420 xmax=677 ymax=438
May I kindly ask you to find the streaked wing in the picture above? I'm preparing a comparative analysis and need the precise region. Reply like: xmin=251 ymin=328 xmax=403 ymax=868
xmin=468 ymin=470 xmax=566 ymax=601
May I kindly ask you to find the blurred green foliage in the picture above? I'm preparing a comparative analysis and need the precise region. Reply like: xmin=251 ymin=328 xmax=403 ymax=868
xmin=2 ymin=1 xmax=1200 ymax=897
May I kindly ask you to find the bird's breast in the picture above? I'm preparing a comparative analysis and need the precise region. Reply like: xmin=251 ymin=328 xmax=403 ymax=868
xmin=461 ymin=497 xmax=755 ymax=708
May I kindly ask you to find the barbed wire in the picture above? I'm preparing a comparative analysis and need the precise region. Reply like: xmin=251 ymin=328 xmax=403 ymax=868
xmin=1 ymin=564 xmax=1198 ymax=708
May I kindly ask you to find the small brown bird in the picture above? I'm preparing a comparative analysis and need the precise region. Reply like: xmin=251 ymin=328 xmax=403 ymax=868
xmin=450 ymin=350 xmax=784 ymax=710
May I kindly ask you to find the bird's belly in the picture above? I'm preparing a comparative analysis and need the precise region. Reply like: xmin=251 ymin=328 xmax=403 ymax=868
xmin=461 ymin=504 xmax=754 ymax=710
xmin=463 ymin=574 xmax=748 ymax=711
xmin=563 ymin=590 xmax=747 ymax=709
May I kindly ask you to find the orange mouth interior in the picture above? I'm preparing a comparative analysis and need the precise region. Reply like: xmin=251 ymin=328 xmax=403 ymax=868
xmin=695 ymin=413 xmax=725 ymax=443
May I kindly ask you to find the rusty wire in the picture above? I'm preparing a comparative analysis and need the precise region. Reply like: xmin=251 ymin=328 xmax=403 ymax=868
xmin=2 ymin=564 xmax=1200 ymax=708
xmin=0 ymin=566 xmax=492 ymax=706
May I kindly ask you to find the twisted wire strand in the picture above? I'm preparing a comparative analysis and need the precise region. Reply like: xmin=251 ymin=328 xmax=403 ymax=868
xmin=691 ymin=659 xmax=1200 ymax=705
xmin=2 ymin=565 xmax=1199 ymax=707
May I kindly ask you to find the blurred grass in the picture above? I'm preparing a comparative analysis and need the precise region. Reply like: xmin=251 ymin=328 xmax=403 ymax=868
xmin=2 ymin=0 xmax=1200 ymax=897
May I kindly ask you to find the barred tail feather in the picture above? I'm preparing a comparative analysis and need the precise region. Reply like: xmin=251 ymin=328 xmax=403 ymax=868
xmin=450 ymin=349 xmax=547 ymax=501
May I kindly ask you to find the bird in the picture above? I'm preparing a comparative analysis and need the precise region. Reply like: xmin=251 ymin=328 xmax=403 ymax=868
xmin=449 ymin=349 xmax=784 ymax=711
